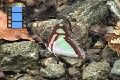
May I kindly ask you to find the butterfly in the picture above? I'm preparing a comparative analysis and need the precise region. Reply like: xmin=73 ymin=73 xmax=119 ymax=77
xmin=47 ymin=19 xmax=86 ymax=59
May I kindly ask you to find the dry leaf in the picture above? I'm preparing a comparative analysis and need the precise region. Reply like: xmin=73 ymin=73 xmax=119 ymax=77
xmin=105 ymin=34 xmax=120 ymax=53
xmin=0 ymin=10 xmax=34 ymax=41
xmin=7 ymin=0 xmax=15 ymax=3
xmin=105 ymin=21 xmax=120 ymax=55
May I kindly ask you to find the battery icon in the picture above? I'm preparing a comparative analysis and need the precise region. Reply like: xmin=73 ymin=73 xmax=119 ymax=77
xmin=7 ymin=7 xmax=27 ymax=28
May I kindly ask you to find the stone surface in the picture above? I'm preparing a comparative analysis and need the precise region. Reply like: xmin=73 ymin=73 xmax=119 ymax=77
xmin=30 ymin=19 xmax=59 ymax=42
xmin=27 ymin=70 xmax=40 ymax=76
xmin=9 ymin=2 xmax=25 ymax=7
xmin=61 ymin=57 xmax=85 ymax=67
xmin=58 ymin=0 xmax=109 ymax=25
xmin=110 ymin=60 xmax=120 ymax=77
xmin=100 ymin=46 xmax=119 ymax=66
xmin=39 ymin=49 xmax=53 ymax=58
xmin=107 ymin=1 xmax=120 ymax=21
xmin=83 ymin=61 xmax=110 ymax=80
xmin=0 ymin=41 xmax=39 ymax=70
xmin=40 ymin=57 xmax=58 ymax=67
xmin=17 ymin=74 xmax=35 ymax=80
xmin=86 ymin=53 xmax=102 ymax=62
xmin=40 ymin=63 xmax=65 ymax=78
xmin=68 ymin=67 xmax=82 ymax=80
xmin=0 ymin=71 xmax=5 ymax=78
xmin=70 ymin=21 xmax=91 ymax=46
xmin=68 ymin=67 xmax=80 ymax=76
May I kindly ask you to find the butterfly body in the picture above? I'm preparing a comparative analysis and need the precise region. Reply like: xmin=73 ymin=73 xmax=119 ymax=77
xmin=47 ymin=19 xmax=85 ymax=58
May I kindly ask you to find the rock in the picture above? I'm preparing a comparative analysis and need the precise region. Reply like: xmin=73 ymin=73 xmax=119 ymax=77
xmin=40 ymin=63 xmax=65 ymax=78
xmin=83 ymin=61 xmax=110 ymax=80
xmin=86 ymin=49 xmax=101 ymax=55
xmin=90 ymin=25 xmax=108 ymax=35
xmin=39 ymin=49 xmax=53 ymax=58
xmin=0 ymin=41 xmax=39 ymax=70
xmin=68 ymin=67 xmax=80 ymax=76
xmin=24 ymin=0 xmax=36 ymax=6
xmin=68 ymin=67 xmax=82 ymax=80
xmin=86 ymin=52 xmax=102 ymax=62
xmin=58 ymin=0 xmax=109 ymax=25
xmin=17 ymin=74 xmax=35 ymax=80
xmin=93 ymin=40 xmax=105 ymax=49
xmin=57 ymin=5 xmax=69 ymax=12
xmin=100 ymin=46 xmax=119 ymax=66
xmin=0 ymin=71 xmax=5 ymax=78
xmin=9 ymin=2 xmax=26 ymax=7
xmin=86 ymin=48 xmax=102 ymax=63
xmin=27 ymin=70 xmax=40 ymax=76
xmin=12 ymin=73 xmax=24 ymax=80
xmin=40 ymin=57 xmax=58 ymax=67
xmin=107 ymin=1 xmax=120 ymax=21
xmin=114 ymin=0 xmax=120 ymax=12
xmin=71 ymin=21 xmax=90 ymax=42
xmin=61 ymin=57 xmax=85 ymax=67
xmin=57 ymin=0 xmax=67 ymax=7
xmin=30 ymin=19 xmax=59 ymax=42
xmin=109 ymin=60 xmax=120 ymax=78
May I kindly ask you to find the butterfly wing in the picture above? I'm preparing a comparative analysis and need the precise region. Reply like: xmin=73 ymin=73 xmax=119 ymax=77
xmin=52 ymin=37 xmax=85 ymax=58
xmin=47 ymin=19 xmax=85 ymax=58
xmin=53 ymin=38 xmax=77 ymax=57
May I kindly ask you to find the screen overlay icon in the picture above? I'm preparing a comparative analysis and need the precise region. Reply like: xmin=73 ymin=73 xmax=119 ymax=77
xmin=7 ymin=7 xmax=27 ymax=28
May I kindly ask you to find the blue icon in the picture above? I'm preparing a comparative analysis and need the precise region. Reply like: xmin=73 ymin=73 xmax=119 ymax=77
xmin=12 ymin=13 xmax=22 ymax=21
xmin=12 ymin=22 xmax=22 ymax=28
xmin=7 ymin=7 xmax=27 ymax=28
xmin=12 ymin=7 xmax=22 ymax=12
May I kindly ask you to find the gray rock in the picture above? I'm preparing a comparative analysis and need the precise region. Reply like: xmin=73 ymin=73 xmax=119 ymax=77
xmin=39 ymin=49 xmax=53 ymax=58
xmin=83 ymin=61 xmax=110 ymax=80
xmin=110 ymin=60 xmax=120 ymax=77
xmin=27 ymin=70 xmax=40 ymax=76
xmin=61 ymin=57 xmax=85 ymax=67
xmin=100 ymin=46 xmax=118 ymax=65
xmin=68 ymin=67 xmax=81 ymax=80
xmin=0 ymin=41 xmax=39 ymax=70
xmin=40 ymin=63 xmax=65 ymax=78
xmin=0 ymin=71 xmax=5 ymax=78
xmin=68 ymin=67 xmax=80 ymax=76
xmin=58 ymin=0 xmax=109 ymax=25
xmin=17 ymin=74 xmax=35 ymax=80
xmin=40 ymin=57 xmax=58 ymax=67
xmin=70 ymin=22 xmax=91 ymax=48
xmin=11 ymin=73 xmax=24 ymax=80
xmin=9 ymin=2 xmax=26 ymax=7
xmin=30 ymin=19 xmax=59 ymax=42
xmin=107 ymin=1 xmax=120 ymax=20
